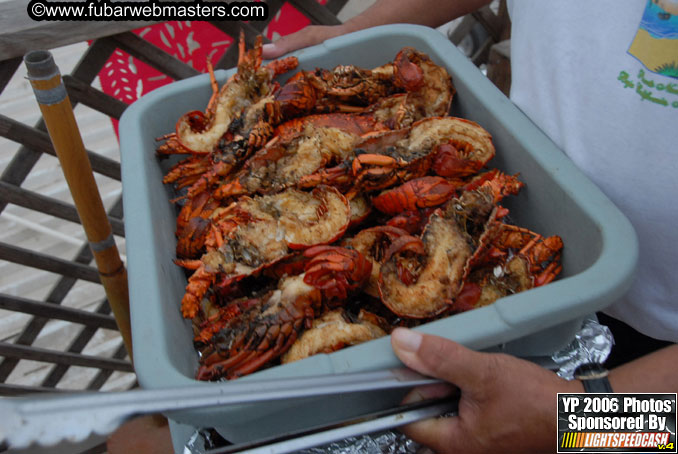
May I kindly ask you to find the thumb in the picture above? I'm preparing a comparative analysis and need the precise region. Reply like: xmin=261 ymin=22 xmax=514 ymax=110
xmin=391 ymin=327 xmax=493 ymax=394
xmin=262 ymin=25 xmax=344 ymax=59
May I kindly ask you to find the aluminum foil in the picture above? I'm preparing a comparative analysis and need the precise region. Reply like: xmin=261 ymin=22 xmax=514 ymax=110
xmin=182 ymin=428 xmax=427 ymax=454
xmin=552 ymin=317 xmax=615 ymax=380
xmin=183 ymin=430 xmax=204 ymax=454
xmin=295 ymin=431 xmax=425 ymax=454
xmin=183 ymin=428 xmax=228 ymax=454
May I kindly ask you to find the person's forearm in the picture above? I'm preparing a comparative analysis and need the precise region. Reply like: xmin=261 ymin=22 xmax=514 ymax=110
xmin=342 ymin=0 xmax=493 ymax=33
xmin=262 ymin=0 xmax=492 ymax=58
xmin=608 ymin=345 xmax=678 ymax=392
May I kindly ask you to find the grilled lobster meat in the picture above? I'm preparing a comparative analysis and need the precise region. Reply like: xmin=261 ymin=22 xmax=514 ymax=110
xmin=154 ymin=39 xmax=565 ymax=382
xmin=196 ymin=246 xmax=372 ymax=380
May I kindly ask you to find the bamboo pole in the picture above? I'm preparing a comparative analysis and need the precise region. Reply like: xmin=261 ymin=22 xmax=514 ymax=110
xmin=24 ymin=50 xmax=133 ymax=362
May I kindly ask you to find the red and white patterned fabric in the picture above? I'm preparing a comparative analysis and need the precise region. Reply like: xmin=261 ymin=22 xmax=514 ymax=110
xmin=98 ymin=2 xmax=327 ymax=135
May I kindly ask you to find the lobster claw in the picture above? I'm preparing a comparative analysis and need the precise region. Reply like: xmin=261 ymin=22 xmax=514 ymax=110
xmin=302 ymin=246 xmax=372 ymax=302
xmin=451 ymin=223 xmax=564 ymax=313
xmin=372 ymin=176 xmax=461 ymax=215
xmin=393 ymin=47 xmax=425 ymax=92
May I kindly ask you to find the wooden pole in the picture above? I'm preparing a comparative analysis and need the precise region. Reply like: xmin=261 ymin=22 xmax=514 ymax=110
xmin=24 ymin=50 xmax=133 ymax=362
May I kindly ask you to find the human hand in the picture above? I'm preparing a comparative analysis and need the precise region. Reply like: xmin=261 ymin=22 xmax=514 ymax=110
xmin=262 ymin=25 xmax=348 ymax=59
xmin=391 ymin=327 xmax=583 ymax=454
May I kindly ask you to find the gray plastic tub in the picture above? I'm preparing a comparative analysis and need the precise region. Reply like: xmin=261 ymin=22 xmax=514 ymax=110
xmin=119 ymin=24 xmax=637 ymax=442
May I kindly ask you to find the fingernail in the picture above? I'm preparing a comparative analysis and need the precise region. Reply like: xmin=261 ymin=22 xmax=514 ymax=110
xmin=262 ymin=43 xmax=276 ymax=52
xmin=392 ymin=328 xmax=422 ymax=353
xmin=401 ymin=388 xmax=427 ymax=404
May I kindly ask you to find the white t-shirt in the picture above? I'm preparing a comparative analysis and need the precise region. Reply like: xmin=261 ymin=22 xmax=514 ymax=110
xmin=507 ymin=0 xmax=678 ymax=342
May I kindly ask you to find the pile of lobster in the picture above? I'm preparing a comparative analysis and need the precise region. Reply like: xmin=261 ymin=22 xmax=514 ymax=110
xmin=156 ymin=33 xmax=563 ymax=381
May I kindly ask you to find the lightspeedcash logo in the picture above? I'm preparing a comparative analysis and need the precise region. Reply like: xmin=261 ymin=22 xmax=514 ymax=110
xmin=27 ymin=0 xmax=269 ymax=21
